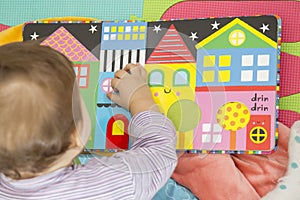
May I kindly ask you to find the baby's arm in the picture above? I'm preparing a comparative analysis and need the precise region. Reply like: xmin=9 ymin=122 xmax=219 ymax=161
xmin=106 ymin=64 xmax=178 ymax=199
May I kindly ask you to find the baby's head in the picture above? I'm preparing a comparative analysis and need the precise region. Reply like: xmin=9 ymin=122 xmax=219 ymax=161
xmin=0 ymin=42 xmax=89 ymax=179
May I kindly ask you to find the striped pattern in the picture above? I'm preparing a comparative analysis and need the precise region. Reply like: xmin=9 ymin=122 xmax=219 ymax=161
xmin=146 ymin=24 xmax=195 ymax=64
xmin=0 ymin=111 xmax=177 ymax=200
xmin=100 ymin=49 xmax=146 ymax=72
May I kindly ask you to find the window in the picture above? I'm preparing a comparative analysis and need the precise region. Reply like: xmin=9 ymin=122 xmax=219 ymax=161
xmin=250 ymin=127 xmax=267 ymax=144
xmin=219 ymin=55 xmax=231 ymax=67
xmin=242 ymin=55 xmax=254 ymax=67
xmin=202 ymin=70 xmax=215 ymax=82
xmin=202 ymin=134 xmax=211 ymax=143
xmin=173 ymin=69 xmax=189 ymax=86
xmin=73 ymin=64 xmax=90 ymax=88
xmin=257 ymin=54 xmax=270 ymax=66
xmin=229 ymin=30 xmax=245 ymax=46
xmin=149 ymin=70 xmax=164 ymax=86
xmin=203 ymin=55 xmax=215 ymax=67
xmin=218 ymin=70 xmax=230 ymax=82
xmin=112 ymin=120 xmax=125 ymax=135
xmin=241 ymin=70 xmax=253 ymax=82
xmin=202 ymin=123 xmax=211 ymax=132
xmin=101 ymin=78 xmax=113 ymax=93
xmin=257 ymin=70 xmax=269 ymax=82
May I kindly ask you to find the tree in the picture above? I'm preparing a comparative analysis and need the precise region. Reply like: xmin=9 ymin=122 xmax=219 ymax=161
xmin=216 ymin=102 xmax=250 ymax=150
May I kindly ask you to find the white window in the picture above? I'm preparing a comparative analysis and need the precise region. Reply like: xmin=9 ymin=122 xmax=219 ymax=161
xmin=213 ymin=124 xmax=222 ymax=132
xmin=257 ymin=54 xmax=270 ymax=66
xmin=202 ymin=134 xmax=211 ymax=143
xmin=242 ymin=55 xmax=254 ymax=66
xmin=202 ymin=123 xmax=211 ymax=132
xmin=110 ymin=34 xmax=116 ymax=40
xmin=103 ymin=34 xmax=109 ymax=41
xmin=257 ymin=70 xmax=269 ymax=82
xmin=149 ymin=70 xmax=164 ymax=86
xmin=125 ymin=26 xmax=131 ymax=32
xmin=173 ymin=70 xmax=189 ymax=86
xmin=213 ymin=134 xmax=222 ymax=143
xmin=241 ymin=70 xmax=253 ymax=82
xmin=104 ymin=26 xmax=110 ymax=33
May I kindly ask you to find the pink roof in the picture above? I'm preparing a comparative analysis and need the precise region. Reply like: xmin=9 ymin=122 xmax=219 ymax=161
xmin=41 ymin=26 xmax=98 ymax=62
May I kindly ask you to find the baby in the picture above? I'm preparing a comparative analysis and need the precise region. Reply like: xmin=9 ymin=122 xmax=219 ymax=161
xmin=0 ymin=42 xmax=177 ymax=199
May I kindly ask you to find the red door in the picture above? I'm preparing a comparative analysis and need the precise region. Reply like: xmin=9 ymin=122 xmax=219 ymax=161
xmin=106 ymin=114 xmax=129 ymax=149
xmin=246 ymin=115 xmax=271 ymax=150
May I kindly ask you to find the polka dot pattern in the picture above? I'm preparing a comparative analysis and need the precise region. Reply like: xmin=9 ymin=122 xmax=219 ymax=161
xmin=291 ymin=162 xmax=298 ymax=169
xmin=216 ymin=102 xmax=250 ymax=131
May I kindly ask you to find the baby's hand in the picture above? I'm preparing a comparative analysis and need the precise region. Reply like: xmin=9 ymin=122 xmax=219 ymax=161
xmin=107 ymin=63 xmax=159 ymax=115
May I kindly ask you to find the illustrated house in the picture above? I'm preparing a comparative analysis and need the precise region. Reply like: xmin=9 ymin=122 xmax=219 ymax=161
xmin=93 ymin=21 xmax=148 ymax=150
xmin=94 ymin=72 xmax=132 ymax=150
xmin=145 ymin=24 xmax=200 ymax=149
xmin=195 ymin=18 xmax=278 ymax=151
xmin=195 ymin=18 xmax=277 ymax=87
xmin=41 ymin=26 xmax=100 ymax=148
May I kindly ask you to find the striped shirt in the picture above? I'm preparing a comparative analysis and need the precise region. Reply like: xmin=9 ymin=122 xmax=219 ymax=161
xmin=0 ymin=111 xmax=177 ymax=200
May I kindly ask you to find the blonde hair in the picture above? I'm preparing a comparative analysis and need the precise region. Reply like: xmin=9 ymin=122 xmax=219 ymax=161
xmin=0 ymin=42 xmax=81 ymax=179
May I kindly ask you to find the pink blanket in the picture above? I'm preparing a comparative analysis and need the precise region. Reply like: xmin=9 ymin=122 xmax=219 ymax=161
xmin=172 ymin=122 xmax=289 ymax=199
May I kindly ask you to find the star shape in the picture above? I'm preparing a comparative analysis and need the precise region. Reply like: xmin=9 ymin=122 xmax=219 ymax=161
xmin=211 ymin=21 xmax=220 ymax=30
xmin=89 ymin=25 xmax=98 ymax=34
xmin=189 ymin=32 xmax=198 ymax=41
xmin=260 ymin=23 xmax=270 ymax=33
xmin=153 ymin=25 xmax=161 ymax=34
xmin=30 ymin=32 xmax=39 ymax=40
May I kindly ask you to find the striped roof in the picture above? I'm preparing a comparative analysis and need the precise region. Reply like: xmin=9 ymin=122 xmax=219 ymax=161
xmin=146 ymin=24 xmax=195 ymax=64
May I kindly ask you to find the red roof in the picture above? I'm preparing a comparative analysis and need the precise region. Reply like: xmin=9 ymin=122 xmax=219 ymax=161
xmin=146 ymin=24 xmax=195 ymax=64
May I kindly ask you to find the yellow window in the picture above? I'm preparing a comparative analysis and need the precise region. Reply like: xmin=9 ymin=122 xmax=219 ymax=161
xmin=118 ymin=34 xmax=123 ymax=40
xmin=202 ymin=71 xmax=215 ymax=82
xmin=218 ymin=70 xmax=230 ymax=82
xmin=118 ymin=26 xmax=124 ymax=33
xmin=112 ymin=120 xmax=125 ymax=135
xmin=125 ymin=34 xmax=131 ymax=40
xmin=203 ymin=55 xmax=215 ymax=67
xmin=133 ymin=26 xmax=139 ymax=32
xmin=219 ymin=55 xmax=231 ymax=67
xmin=140 ymin=26 xmax=146 ymax=32
xmin=132 ymin=34 xmax=138 ymax=40
xmin=111 ymin=26 xmax=117 ymax=33
xmin=229 ymin=30 xmax=245 ymax=46
xmin=139 ymin=34 xmax=145 ymax=40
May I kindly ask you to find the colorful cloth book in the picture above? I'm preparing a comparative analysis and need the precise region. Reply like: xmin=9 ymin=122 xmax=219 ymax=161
xmin=23 ymin=15 xmax=280 ymax=153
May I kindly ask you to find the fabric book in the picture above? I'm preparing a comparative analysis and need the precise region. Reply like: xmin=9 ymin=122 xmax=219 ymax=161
xmin=23 ymin=15 xmax=280 ymax=153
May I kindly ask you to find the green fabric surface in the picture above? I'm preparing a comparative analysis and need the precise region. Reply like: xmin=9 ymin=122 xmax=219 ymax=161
xmin=281 ymin=41 xmax=300 ymax=57
xmin=0 ymin=0 xmax=143 ymax=26
xmin=142 ymin=0 xmax=183 ymax=21
xmin=279 ymin=93 xmax=300 ymax=114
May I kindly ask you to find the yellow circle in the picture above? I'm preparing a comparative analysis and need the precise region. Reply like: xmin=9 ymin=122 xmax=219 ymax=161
xmin=229 ymin=30 xmax=245 ymax=46
xmin=249 ymin=126 xmax=267 ymax=144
